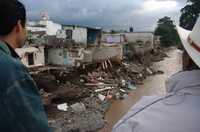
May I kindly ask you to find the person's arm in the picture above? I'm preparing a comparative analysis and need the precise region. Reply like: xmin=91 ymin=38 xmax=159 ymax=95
xmin=3 ymin=76 xmax=52 ymax=132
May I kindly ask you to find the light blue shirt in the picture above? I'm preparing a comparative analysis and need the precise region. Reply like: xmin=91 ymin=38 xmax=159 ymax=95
xmin=113 ymin=70 xmax=200 ymax=132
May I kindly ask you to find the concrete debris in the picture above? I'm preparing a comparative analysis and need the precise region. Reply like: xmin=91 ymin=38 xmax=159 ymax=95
xmin=115 ymin=93 xmax=121 ymax=100
xmin=122 ymin=94 xmax=129 ymax=99
xmin=70 ymin=103 xmax=86 ymax=113
xmin=146 ymin=68 xmax=153 ymax=75
xmin=98 ymin=94 xmax=106 ymax=101
xmin=121 ymin=80 xmax=126 ymax=87
xmin=49 ymin=110 xmax=105 ymax=132
xmin=120 ymin=89 xmax=126 ymax=93
xmin=95 ymin=87 xmax=114 ymax=93
xmin=127 ymin=82 xmax=137 ymax=90
xmin=57 ymin=103 xmax=68 ymax=112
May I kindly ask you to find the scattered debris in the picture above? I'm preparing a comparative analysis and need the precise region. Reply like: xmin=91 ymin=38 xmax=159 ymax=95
xmin=29 ymin=47 xmax=167 ymax=132
xmin=49 ymin=110 xmax=105 ymax=132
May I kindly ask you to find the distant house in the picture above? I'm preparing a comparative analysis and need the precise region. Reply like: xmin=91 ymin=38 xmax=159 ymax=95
xmin=62 ymin=25 xmax=102 ymax=45
xmin=47 ymin=47 xmax=85 ymax=66
xmin=16 ymin=46 xmax=45 ymax=67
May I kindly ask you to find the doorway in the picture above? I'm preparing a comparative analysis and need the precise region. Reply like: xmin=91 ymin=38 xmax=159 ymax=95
xmin=28 ymin=53 xmax=34 ymax=65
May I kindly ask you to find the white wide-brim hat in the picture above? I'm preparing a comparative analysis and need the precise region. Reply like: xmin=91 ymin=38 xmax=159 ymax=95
xmin=177 ymin=17 xmax=200 ymax=68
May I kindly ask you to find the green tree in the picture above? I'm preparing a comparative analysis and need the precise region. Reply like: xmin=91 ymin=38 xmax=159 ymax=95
xmin=180 ymin=0 xmax=200 ymax=30
xmin=155 ymin=16 xmax=180 ymax=47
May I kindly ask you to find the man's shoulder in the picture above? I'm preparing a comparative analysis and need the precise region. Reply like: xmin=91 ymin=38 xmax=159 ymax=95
xmin=0 ymin=52 xmax=23 ymax=69
xmin=0 ymin=53 xmax=27 ymax=83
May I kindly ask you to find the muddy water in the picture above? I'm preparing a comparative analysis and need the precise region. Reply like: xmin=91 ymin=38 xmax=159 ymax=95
xmin=100 ymin=48 xmax=183 ymax=132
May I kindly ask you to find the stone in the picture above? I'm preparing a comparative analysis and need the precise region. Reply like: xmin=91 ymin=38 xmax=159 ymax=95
xmin=71 ymin=103 xmax=86 ymax=113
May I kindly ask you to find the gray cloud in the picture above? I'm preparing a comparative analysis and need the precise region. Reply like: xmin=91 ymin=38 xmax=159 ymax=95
xmin=20 ymin=0 xmax=188 ymax=31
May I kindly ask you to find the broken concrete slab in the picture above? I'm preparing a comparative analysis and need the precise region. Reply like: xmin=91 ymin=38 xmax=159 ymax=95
xmin=71 ymin=103 xmax=86 ymax=113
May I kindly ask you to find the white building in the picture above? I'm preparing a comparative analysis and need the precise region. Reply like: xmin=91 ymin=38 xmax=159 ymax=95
xmin=27 ymin=20 xmax=62 ymax=36
xmin=16 ymin=46 xmax=45 ymax=67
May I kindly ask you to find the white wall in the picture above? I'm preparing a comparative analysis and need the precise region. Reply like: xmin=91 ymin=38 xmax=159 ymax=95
xmin=35 ymin=46 xmax=45 ymax=66
xmin=63 ymin=26 xmax=87 ymax=44
xmin=48 ymin=48 xmax=64 ymax=65
xmin=89 ymin=45 xmax=123 ymax=62
xmin=125 ymin=32 xmax=154 ymax=49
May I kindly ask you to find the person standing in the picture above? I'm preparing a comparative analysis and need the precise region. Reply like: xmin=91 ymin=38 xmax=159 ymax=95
xmin=113 ymin=17 xmax=200 ymax=132
xmin=0 ymin=0 xmax=51 ymax=131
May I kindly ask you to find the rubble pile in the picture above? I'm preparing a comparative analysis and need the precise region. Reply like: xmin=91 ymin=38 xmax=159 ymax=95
xmin=32 ymin=67 xmax=155 ymax=131
xmin=30 ymin=50 xmax=166 ymax=132
xmin=24 ymin=17 xmax=169 ymax=131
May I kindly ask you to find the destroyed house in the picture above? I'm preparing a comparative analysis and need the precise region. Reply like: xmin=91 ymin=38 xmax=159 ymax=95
xmin=86 ymin=33 xmax=125 ymax=63
xmin=15 ymin=46 xmax=45 ymax=67
xmin=38 ymin=36 xmax=84 ymax=66
xmin=27 ymin=32 xmax=87 ymax=66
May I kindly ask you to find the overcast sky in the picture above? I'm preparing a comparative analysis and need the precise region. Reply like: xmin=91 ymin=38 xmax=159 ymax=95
xmin=20 ymin=0 xmax=187 ymax=31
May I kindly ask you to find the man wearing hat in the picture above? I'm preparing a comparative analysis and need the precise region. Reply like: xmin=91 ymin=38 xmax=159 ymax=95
xmin=112 ymin=17 xmax=200 ymax=132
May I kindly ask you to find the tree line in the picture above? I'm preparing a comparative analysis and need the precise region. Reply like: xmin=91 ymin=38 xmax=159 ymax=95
xmin=155 ymin=0 xmax=199 ymax=47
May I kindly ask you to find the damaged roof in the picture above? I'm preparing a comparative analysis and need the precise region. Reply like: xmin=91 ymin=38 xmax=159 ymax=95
xmin=15 ymin=47 xmax=39 ymax=56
